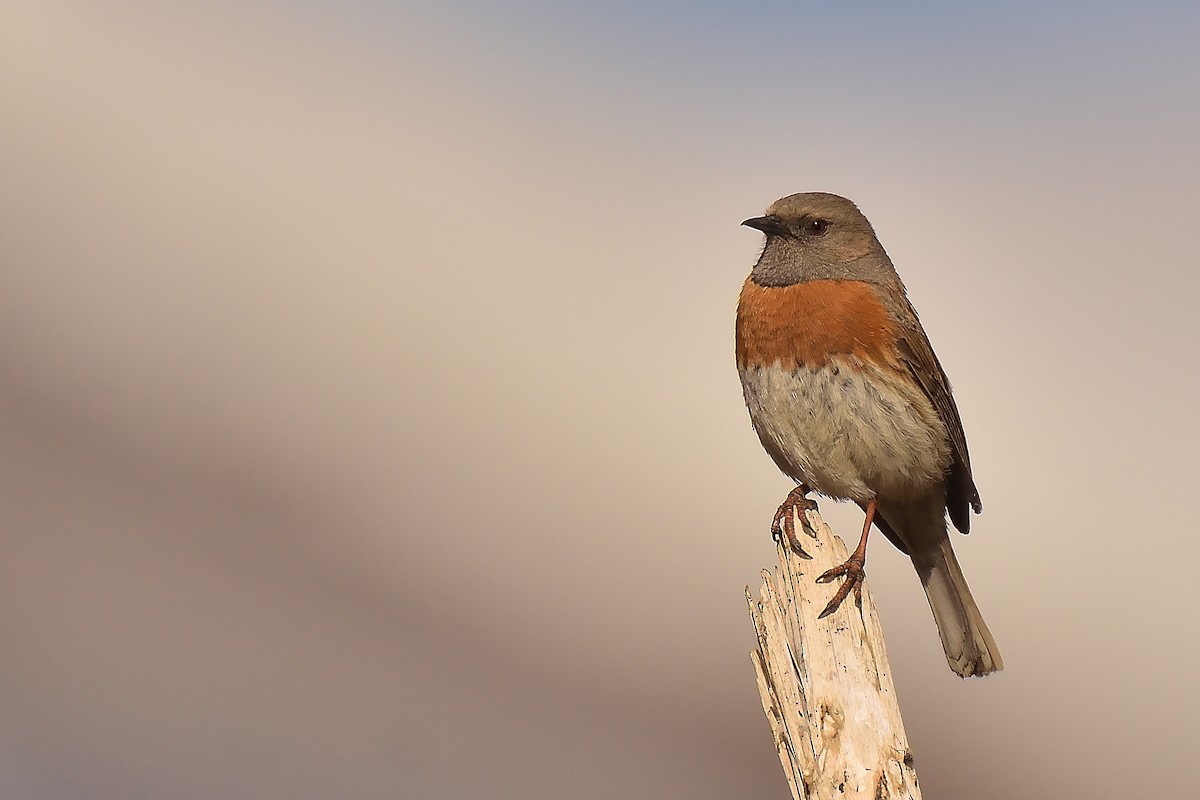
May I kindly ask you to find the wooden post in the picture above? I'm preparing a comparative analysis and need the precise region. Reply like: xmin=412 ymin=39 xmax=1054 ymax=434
xmin=747 ymin=505 xmax=921 ymax=800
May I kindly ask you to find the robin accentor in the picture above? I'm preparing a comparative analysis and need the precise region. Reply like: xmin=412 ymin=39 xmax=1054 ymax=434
xmin=736 ymin=192 xmax=1002 ymax=677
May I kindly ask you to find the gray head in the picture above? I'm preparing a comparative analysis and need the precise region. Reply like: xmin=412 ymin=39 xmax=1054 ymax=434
xmin=743 ymin=192 xmax=899 ymax=288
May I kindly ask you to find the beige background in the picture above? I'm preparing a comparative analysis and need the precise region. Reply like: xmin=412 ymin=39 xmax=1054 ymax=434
xmin=2 ymin=3 xmax=1198 ymax=798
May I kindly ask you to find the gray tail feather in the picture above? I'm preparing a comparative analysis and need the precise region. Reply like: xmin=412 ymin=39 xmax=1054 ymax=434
xmin=914 ymin=538 xmax=1003 ymax=677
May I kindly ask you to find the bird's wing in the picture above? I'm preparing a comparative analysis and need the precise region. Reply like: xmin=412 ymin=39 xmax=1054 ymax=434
xmin=894 ymin=309 xmax=982 ymax=534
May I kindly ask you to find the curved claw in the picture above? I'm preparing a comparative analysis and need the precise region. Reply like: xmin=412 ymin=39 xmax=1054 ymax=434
xmin=770 ymin=485 xmax=819 ymax=559
xmin=816 ymin=555 xmax=866 ymax=619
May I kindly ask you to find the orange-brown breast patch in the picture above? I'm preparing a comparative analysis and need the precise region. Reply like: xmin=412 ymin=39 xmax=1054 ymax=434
xmin=736 ymin=278 xmax=900 ymax=369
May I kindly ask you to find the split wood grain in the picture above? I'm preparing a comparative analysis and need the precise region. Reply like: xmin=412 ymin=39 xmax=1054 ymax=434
xmin=748 ymin=505 xmax=921 ymax=800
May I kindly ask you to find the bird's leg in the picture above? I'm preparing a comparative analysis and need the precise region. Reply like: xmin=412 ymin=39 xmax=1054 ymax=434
xmin=771 ymin=484 xmax=819 ymax=559
xmin=816 ymin=497 xmax=876 ymax=618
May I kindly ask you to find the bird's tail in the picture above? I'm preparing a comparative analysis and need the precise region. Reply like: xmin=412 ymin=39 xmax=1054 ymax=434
xmin=912 ymin=537 xmax=1003 ymax=677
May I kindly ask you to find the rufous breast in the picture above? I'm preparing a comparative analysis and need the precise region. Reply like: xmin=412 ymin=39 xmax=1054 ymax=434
xmin=735 ymin=278 xmax=900 ymax=370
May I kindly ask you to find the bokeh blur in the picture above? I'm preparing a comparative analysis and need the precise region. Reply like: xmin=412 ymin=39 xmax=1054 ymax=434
xmin=2 ymin=2 xmax=1198 ymax=798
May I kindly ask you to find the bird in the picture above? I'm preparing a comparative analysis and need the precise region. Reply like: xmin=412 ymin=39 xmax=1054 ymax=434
xmin=735 ymin=192 xmax=1002 ymax=677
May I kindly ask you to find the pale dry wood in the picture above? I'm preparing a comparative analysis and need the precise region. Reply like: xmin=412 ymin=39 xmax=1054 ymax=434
xmin=747 ymin=505 xmax=921 ymax=800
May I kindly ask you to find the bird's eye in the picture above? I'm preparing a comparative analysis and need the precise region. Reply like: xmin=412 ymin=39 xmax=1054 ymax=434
xmin=803 ymin=218 xmax=829 ymax=236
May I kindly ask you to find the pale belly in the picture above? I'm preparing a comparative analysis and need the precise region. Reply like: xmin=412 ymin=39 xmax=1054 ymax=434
xmin=739 ymin=357 xmax=951 ymax=502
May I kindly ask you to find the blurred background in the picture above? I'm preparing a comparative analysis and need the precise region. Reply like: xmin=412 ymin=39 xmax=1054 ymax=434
xmin=2 ymin=2 xmax=1198 ymax=798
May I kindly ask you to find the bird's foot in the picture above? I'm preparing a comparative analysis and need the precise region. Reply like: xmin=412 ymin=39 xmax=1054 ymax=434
xmin=771 ymin=485 xmax=819 ymax=559
xmin=815 ymin=552 xmax=866 ymax=618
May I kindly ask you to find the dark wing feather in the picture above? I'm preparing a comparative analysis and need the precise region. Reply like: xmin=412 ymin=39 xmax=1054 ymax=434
xmin=861 ymin=501 xmax=910 ymax=555
xmin=893 ymin=311 xmax=982 ymax=534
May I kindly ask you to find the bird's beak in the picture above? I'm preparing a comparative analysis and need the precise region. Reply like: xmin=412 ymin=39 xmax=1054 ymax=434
xmin=741 ymin=215 xmax=787 ymax=236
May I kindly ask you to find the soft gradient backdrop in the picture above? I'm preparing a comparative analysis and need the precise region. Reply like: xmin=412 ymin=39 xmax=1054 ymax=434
xmin=2 ymin=2 xmax=1198 ymax=798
